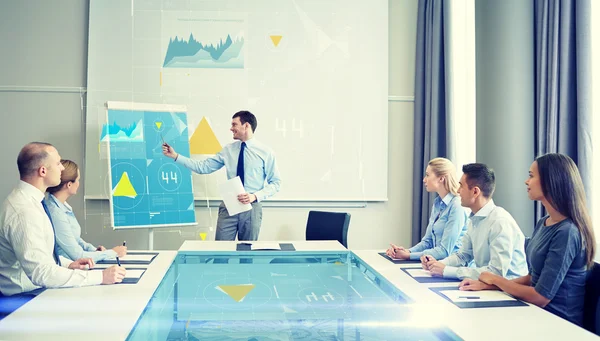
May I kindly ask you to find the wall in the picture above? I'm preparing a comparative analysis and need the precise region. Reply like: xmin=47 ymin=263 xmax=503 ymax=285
xmin=0 ymin=0 xmax=418 ymax=251
xmin=0 ymin=0 xmax=89 ymax=231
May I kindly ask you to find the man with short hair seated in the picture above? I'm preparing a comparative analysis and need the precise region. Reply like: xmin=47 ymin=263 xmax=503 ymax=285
xmin=422 ymin=163 xmax=528 ymax=280
xmin=0 ymin=142 xmax=126 ymax=319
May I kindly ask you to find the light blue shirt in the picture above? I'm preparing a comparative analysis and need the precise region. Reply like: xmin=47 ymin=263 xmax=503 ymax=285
xmin=441 ymin=200 xmax=528 ymax=280
xmin=408 ymin=193 xmax=467 ymax=260
xmin=175 ymin=138 xmax=281 ymax=202
xmin=45 ymin=194 xmax=117 ymax=262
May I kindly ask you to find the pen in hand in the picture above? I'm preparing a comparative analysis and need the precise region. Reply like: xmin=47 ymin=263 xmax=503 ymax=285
xmin=423 ymin=255 xmax=432 ymax=271
xmin=117 ymin=241 xmax=126 ymax=266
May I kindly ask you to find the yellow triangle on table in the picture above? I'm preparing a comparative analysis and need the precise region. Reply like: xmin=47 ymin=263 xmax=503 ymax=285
xmin=217 ymin=284 xmax=255 ymax=302
xmin=199 ymin=232 xmax=207 ymax=241
xmin=270 ymin=35 xmax=283 ymax=47
xmin=113 ymin=172 xmax=137 ymax=198
xmin=155 ymin=121 xmax=163 ymax=129
xmin=189 ymin=117 xmax=222 ymax=155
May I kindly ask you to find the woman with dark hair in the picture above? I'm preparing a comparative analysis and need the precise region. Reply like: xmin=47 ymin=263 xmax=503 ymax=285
xmin=459 ymin=153 xmax=596 ymax=326
xmin=45 ymin=160 xmax=127 ymax=262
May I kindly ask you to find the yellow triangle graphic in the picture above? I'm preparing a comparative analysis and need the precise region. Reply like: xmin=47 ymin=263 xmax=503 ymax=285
xmin=113 ymin=172 xmax=137 ymax=198
xmin=199 ymin=232 xmax=207 ymax=241
xmin=190 ymin=117 xmax=222 ymax=154
xmin=270 ymin=35 xmax=283 ymax=47
xmin=155 ymin=121 xmax=162 ymax=129
xmin=217 ymin=284 xmax=255 ymax=302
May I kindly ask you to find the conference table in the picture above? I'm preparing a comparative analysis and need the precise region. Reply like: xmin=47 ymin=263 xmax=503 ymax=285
xmin=0 ymin=241 xmax=596 ymax=340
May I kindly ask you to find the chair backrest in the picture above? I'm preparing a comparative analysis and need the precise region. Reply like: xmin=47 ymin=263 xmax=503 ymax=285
xmin=583 ymin=262 xmax=600 ymax=335
xmin=305 ymin=211 xmax=351 ymax=248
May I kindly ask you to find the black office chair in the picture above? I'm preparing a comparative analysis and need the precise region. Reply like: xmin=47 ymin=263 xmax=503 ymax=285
xmin=270 ymin=211 xmax=351 ymax=264
xmin=583 ymin=262 xmax=600 ymax=335
xmin=305 ymin=210 xmax=351 ymax=248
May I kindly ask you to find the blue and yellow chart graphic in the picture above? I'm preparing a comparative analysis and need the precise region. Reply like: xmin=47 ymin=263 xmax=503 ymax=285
xmin=105 ymin=102 xmax=196 ymax=229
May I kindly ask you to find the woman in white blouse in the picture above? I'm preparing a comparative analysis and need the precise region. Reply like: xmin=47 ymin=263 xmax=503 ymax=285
xmin=45 ymin=160 xmax=126 ymax=262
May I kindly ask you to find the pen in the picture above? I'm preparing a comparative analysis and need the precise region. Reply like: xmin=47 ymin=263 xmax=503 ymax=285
xmin=123 ymin=241 xmax=126 ymax=247
xmin=458 ymin=296 xmax=480 ymax=299
xmin=116 ymin=257 xmax=121 ymax=267
xmin=425 ymin=256 xmax=431 ymax=262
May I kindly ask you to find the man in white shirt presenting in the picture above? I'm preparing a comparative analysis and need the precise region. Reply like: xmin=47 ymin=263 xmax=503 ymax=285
xmin=0 ymin=142 xmax=125 ymax=298
xmin=422 ymin=163 xmax=528 ymax=280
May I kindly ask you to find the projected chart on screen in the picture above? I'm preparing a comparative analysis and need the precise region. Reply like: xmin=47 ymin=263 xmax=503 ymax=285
xmin=105 ymin=101 xmax=197 ymax=229
xmin=161 ymin=12 xmax=246 ymax=69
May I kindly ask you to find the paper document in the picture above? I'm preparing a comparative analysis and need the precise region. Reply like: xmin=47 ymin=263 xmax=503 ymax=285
xmin=405 ymin=269 xmax=433 ymax=278
xmin=121 ymin=254 xmax=156 ymax=262
xmin=440 ymin=290 xmax=517 ymax=302
xmin=93 ymin=263 xmax=120 ymax=269
xmin=219 ymin=176 xmax=252 ymax=216
xmin=93 ymin=263 xmax=148 ymax=269
xmin=124 ymin=269 xmax=146 ymax=279
xmin=91 ymin=268 xmax=146 ymax=279
xmin=250 ymin=242 xmax=281 ymax=250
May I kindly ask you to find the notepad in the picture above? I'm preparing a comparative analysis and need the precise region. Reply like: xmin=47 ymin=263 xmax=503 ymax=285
xmin=93 ymin=263 xmax=118 ymax=269
xmin=90 ymin=268 xmax=146 ymax=284
xmin=123 ymin=269 xmax=146 ymax=279
xmin=250 ymin=242 xmax=282 ymax=251
xmin=120 ymin=254 xmax=156 ymax=262
xmin=97 ymin=252 xmax=158 ymax=265
xmin=404 ymin=268 xmax=433 ymax=278
xmin=400 ymin=267 xmax=460 ymax=283
xmin=439 ymin=290 xmax=517 ymax=303
xmin=93 ymin=263 xmax=148 ymax=269
xmin=377 ymin=252 xmax=421 ymax=264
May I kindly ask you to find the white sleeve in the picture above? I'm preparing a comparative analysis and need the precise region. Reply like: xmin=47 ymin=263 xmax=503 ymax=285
xmin=8 ymin=214 xmax=102 ymax=288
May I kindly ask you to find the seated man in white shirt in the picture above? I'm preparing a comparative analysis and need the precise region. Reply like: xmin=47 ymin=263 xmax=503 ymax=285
xmin=422 ymin=163 xmax=528 ymax=280
xmin=0 ymin=142 xmax=126 ymax=297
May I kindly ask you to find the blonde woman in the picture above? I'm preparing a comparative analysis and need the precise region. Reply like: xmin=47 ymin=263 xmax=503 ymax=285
xmin=45 ymin=160 xmax=127 ymax=262
xmin=386 ymin=157 xmax=467 ymax=260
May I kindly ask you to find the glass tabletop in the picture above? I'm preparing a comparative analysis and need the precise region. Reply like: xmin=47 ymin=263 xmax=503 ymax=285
xmin=127 ymin=251 xmax=462 ymax=341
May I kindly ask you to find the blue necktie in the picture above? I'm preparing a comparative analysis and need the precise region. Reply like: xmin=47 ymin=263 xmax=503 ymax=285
xmin=41 ymin=200 xmax=60 ymax=266
xmin=237 ymin=142 xmax=246 ymax=186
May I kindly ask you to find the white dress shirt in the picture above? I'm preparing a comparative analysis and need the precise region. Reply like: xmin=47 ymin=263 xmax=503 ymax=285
xmin=0 ymin=181 xmax=102 ymax=296
xmin=175 ymin=138 xmax=281 ymax=202
xmin=441 ymin=199 xmax=528 ymax=280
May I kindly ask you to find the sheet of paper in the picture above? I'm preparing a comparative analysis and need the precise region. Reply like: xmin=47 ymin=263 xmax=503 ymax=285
xmin=250 ymin=242 xmax=281 ymax=250
xmin=124 ymin=269 xmax=146 ymax=279
xmin=440 ymin=290 xmax=517 ymax=302
xmin=94 ymin=263 xmax=148 ymax=269
xmin=91 ymin=267 xmax=147 ymax=278
xmin=218 ymin=176 xmax=252 ymax=216
xmin=405 ymin=269 xmax=433 ymax=278
xmin=121 ymin=254 xmax=156 ymax=262
xmin=92 ymin=263 xmax=114 ymax=269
